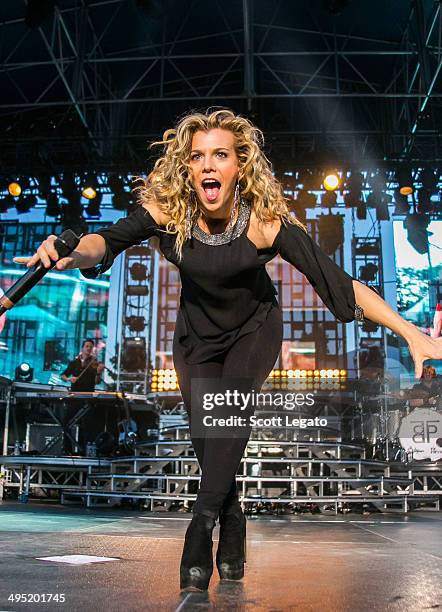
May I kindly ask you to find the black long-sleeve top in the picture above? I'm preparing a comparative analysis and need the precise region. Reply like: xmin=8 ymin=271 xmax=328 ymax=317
xmin=61 ymin=356 xmax=101 ymax=392
xmin=81 ymin=204 xmax=358 ymax=364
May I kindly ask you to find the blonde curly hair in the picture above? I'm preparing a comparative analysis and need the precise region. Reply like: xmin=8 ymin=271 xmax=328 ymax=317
xmin=135 ymin=108 xmax=305 ymax=260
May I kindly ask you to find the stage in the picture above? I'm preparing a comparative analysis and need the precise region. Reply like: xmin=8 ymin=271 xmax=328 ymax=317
xmin=0 ymin=502 xmax=440 ymax=611
xmin=1 ymin=1 xmax=442 ymax=610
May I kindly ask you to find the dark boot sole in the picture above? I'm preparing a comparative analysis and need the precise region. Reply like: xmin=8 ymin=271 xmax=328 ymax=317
xmin=180 ymin=583 xmax=208 ymax=592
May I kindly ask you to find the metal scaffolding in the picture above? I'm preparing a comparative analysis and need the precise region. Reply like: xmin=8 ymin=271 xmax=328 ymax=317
xmin=0 ymin=0 xmax=441 ymax=172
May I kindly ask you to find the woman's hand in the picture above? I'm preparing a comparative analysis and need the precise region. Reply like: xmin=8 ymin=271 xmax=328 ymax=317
xmin=70 ymin=376 xmax=78 ymax=384
xmin=13 ymin=235 xmax=77 ymax=271
xmin=406 ymin=329 xmax=442 ymax=379
xmin=353 ymin=281 xmax=442 ymax=378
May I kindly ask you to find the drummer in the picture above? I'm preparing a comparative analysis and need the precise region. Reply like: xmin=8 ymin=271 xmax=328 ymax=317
xmin=409 ymin=366 xmax=441 ymax=407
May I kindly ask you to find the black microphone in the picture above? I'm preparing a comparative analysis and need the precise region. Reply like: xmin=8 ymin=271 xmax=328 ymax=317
xmin=0 ymin=229 xmax=81 ymax=316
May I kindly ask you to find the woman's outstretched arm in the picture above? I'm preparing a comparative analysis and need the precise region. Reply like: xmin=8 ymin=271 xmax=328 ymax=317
xmin=255 ymin=216 xmax=442 ymax=378
xmin=353 ymin=280 xmax=442 ymax=378
xmin=13 ymin=202 xmax=167 ymax=276
xmin=13 ymin=233 xmax=106 ymax=271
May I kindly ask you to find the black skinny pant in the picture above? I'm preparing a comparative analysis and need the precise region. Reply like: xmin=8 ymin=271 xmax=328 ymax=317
xmin=173 ymin=305 xmax=283 ymax=519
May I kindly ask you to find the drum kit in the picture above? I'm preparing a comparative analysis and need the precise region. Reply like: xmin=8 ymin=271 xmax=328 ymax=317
xmin=364 ymin=388 xmax=442 ymax=463
xmin=239 ymin=384 xmax=441 ymax=463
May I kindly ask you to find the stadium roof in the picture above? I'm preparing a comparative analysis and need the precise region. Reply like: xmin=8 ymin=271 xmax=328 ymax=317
xmin=0 ymin=0 xmax=441 ymax=172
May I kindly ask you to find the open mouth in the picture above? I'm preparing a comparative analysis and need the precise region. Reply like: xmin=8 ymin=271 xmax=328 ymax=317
xmin=202 ymin=179 xmax=221 ymax=201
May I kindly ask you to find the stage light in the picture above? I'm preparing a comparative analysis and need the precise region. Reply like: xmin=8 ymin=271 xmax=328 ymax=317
xmin=61 ymin=190 xmax=87 ymax=235
xmin=400 ymin=186 xmax=413 ymax=196
xmin=397 ymin=167 xmax=414 ymax=196
xmin=38 ymin=175 xmax=60 ymax=217
xmin=153 ymin=369 xmax=179 ymax=392
xmin=359 ymin=263 xmax=378 ymax=283
xmin=108 ymin=174 xmax=125 ymax=194
xmin=82 ymin=174 xmax=99 ymax=200
xmin=419 ymin=168 xmax=438 ymax=193
xmin=122 ymin=337 xmax=146 ymax=372
xmin=417 ymin=188 xmax=433 ymax=214
xmin=344 ymin=172 xmax=364 ymax=208
xmin=108 ymin=174 xmax=133 ymax=211
xmin=318 ymin=213 xmax=344 ymax=255
xmin=15 ymin=362 xmax=34 ymax=383
xmin=86 ymin=192 xmax=102 ymax=218
xmin=16 ymin=194 xmax=37 ymax=214
xmin=349 ymin=172 xmax=364 ymax=190
xmin=368 ymin=171 xmax=386 ymax=194
xmin=45 ymin=192 xmax=61 ymax=217
xmin=376 ymin=193 xmax=391 ymax=221
xmin=321 ymin=190 xmax=337 ymax=207
xmin=292 ymin=189 xmax=315 ymax=223
xmin=61 ymin=173 xmax=79 ymax=200
xmin=399 ymin=185 xmax=414 ymax=195
xmin=393 ymin=189 xmax=410 ymax=215
xmin=323 ymin=174 xmax=339 ymax=191
xmin=130 ymin=263 xmax=148 ymax=281
xmin=126 ymin=285 xmax=149 ymax=296
xmin=404 ymin=213 xmax=431 ymax=254
xmin=38 ymin=174 xmax=52 ymax=197
xmin=125 ymin=316 xmax=145 ymax=333
xmin=366 ymin=172 xmax=391 ymax=220
xmin=343 ymin=193 xmax=356 ymax=208
xmin=82 ymin=187 xmax=97 ymax=200
xmin=8 ymin=182 xmax=22 ymax=197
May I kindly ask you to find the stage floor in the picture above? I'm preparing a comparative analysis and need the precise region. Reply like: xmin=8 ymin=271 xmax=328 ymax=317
xmin=0 ymin=501 xmax=440 ymax=611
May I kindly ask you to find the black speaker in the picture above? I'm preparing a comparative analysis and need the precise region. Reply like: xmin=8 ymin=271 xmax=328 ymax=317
xmin=25 ymin=423 xmax=79 ymax=454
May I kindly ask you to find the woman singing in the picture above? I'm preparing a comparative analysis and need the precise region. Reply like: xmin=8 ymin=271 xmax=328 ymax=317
xmin=14 ymin=109 xmax=442 ymax=591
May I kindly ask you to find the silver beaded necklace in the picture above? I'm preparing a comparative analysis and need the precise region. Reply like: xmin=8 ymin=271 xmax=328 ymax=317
xmin=191 ymin=198 xmax=250 ymax=246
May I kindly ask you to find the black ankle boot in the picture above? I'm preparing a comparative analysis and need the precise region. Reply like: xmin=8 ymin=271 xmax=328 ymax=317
xmin=216 ymin=507 xmax=247 ymax=580
xmin=180 ymin=513 xmax=216 ymax=591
